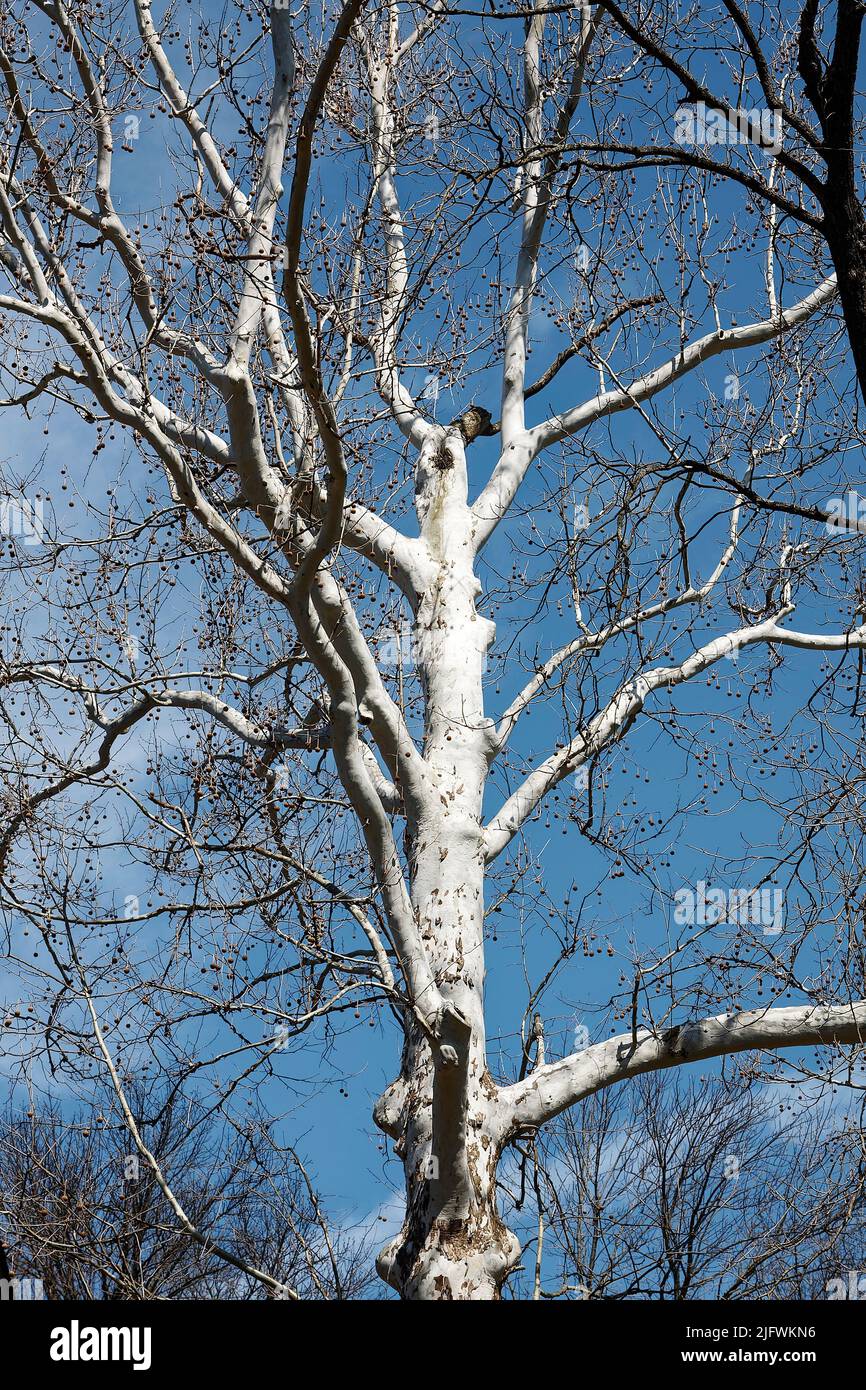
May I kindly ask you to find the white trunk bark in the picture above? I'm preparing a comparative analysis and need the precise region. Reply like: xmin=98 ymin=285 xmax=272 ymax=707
xmin=373 ymin=428 xmax=520 ymax=1299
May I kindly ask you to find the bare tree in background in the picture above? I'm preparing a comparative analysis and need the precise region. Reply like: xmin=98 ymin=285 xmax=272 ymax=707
xmin=0 ymin=1083 xmax=374 ymax=1299
xmin=506 ymin=1071 xmax=866 ymax=1300
xmin=0 ymin=0 xmax=865 ymax=1300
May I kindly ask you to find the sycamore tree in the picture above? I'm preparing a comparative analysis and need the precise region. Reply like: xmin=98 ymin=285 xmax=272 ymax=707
xmin=0 ymin=0 xmax=864 ymax=1301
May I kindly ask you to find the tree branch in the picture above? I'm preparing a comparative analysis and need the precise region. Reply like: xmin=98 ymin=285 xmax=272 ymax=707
xmin=499 ymin=1002 xmax=866 ymax=1136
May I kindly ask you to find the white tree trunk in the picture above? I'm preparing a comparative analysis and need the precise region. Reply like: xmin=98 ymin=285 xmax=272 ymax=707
xmin=373 ymin=428 xmax=520 ymax=1299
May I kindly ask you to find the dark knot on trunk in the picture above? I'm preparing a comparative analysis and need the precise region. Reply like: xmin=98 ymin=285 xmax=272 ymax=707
xmin=449 ymin=405 xmax=495 ymax=444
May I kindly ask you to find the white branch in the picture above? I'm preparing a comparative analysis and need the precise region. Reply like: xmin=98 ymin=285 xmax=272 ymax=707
xmin=364 ymin=13 xmax=433 ymax=448
xmin=484 ymin=610 xmax=866 ymax=860
xmin=472 ymin=274 xmax=838 ymax=551
xmin=499 ymin=1002 xmax=866 ymax=1135
xmin=493 ymin=501 xmax=740 ymax=752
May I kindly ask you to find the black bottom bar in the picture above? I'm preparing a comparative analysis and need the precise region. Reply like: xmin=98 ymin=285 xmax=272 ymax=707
xmin=4 ymin=1294 xmax=863 ymax=1377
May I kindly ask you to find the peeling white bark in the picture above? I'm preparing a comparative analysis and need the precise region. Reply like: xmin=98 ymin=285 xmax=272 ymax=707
xmin=373 ymin=426 xmax=524 ymax=1298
